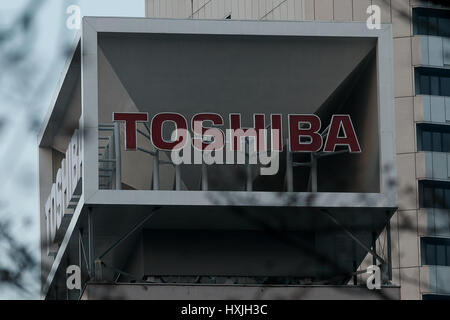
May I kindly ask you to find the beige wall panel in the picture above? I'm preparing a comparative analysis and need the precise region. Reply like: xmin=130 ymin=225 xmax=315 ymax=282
xmin=244 ymin=0 xmax=253 ymax=19
xmin=293 ymin=0 xmax=304 ymax=20
xmin=145 ymin=0 xmax=151 ymax=17
xmin=419 ymin=266 xmax=431 ymax=294
xmin=394 ymin=37 xmax=413 ymax=98
xmin=392 ymin=267 xmax=400 ymax=286
xmin=415 ymin=152 xmax=426 ymax=180
xmin=395 ymin=97 xmax=415 ymax=154
xmin=251 ymin=0 xmax=259 ymax=19
xmin=391 ymin=211 xmax=400 ymax=269
xmin=400 ymin=267 xmax=421 ymax=299
xmin=154 ymin=0 xmax=160 ymax=18
xmin=232 ymin=0 xmax=240 ymax=19
xmin=279 ymin=1 xmax=289 ymax=20
xmin=177 ymin=0 xmax=190 ymax=18
xmin=202 ymin=0 xmax=212 ymax=19
xmin=273 ymin=4 xmax=281 ymax=20
xmin=392 ymin=0 xmax=412 ymax=38
xmin=304 ymin=0 xmax=315 ymax=20
xmin=258 ymin=0 xmax=268 ymax=19
xmin=417 ymin=208 xmax=430 ymax=237
xmin=159 ymin=0 xmax=167 ymax=17
xmin=398 ymin=210 xmax=420 ymax=268
xmin=287 ymin=0 xmax=295 ymax=20
xmin=413 ymin=95 xmax=424 ymax=122
xmin=353 ymin=0 xmax=371 ymax=21
xmin=238 ymin=0 xmax=246 ymax=19
xmin=192 ymin=0 xmax=199 ymax=16
xmin=411 ymin=36 xmax=423 ymax=66
xmin=315 ymin=0 xmax=333 ymax=21
xmin=225 ymin=0 xmax=232 ymax=17
xmin=397 ymin=153 xmax=418 ymax=210
xmin=333 ymin=0 xmax=352 ymax=21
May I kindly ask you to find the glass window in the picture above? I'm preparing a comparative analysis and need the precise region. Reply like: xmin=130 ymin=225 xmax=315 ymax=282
xmin=418 ymin=124 xmax=450 ymax=153
xmin=423 ymin=185 xmax=434 ymax=208
xmin=425 ymin=242 xmax=436 ymax=265
xmin=429 ymin=16 xmax=439 ymax=36
xmin=434 ymin=188 xmax=444 ymax=208
xmin=422 ymin=131 xmax=432 ymax=151
xmin=416 ymin=67 xmax=450 ymax=97
xmin=432 ymin=131 xmax=442 ymax=151
xmin=418 ymin=15 xmax=428 ymax=35
xmin=447 ymin=246 xmax=450 ymax=265
xmin=443 ymin=133 xmax=450 ymax=152
xmin=420 ymin=74 xmax=430 ymax=95
xmin=444 ymin=189 xmax=450 ymax=208
xmin=440 ymin=17 xmax=450 ymax=37
xmin=414 ymin=8 xmax=450 ymax=37
xmin=440 ymin=77 xmax=450 ymax=96
xmin=436 ymin=244 xmax=446 ymax=265
xmin=431 ymin=76 xmax=440 ymax=95
xmin=423 ymin=294 xmax=450 ymax=300
xmin=419 ymin=180 xmax=450 ymax=209
xmin=421 ymin=237 xmax=450 ymax=267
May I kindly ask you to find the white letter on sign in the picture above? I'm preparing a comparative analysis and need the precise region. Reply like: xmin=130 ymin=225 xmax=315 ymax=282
xmin=66 ymin=265 xmax=81 ymax=290
xmin=366 ymin=265 xmax=381 ymax=290
xmin=366 ymin=5 xmax=381 ymax=30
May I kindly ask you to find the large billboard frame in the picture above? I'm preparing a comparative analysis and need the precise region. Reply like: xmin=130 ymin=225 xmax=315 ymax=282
xmin=81 ymin=17 xmax=397 ymax=209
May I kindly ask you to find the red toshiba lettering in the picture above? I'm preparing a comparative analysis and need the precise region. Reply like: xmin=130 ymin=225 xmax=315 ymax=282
xmin=151 ymin=113 xmax=188 ymax=150
xmin=230 ymin=114 xmax=282 ymax=151
xmin=113 ymin=112 xmax=148 ymax=150
xmin=323 ymin=115 xmax=361 ymax=152
xmin=230 ymin=114 xmax=264 ymax=151
xmin=289 ymin=115 xmax=322 ymax=152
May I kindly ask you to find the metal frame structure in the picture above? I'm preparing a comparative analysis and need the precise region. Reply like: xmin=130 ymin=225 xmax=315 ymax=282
xmin=40 ymin=17 xmax=398 ymax=299
xmin=80 ymin=17 xmax=397 ymax=209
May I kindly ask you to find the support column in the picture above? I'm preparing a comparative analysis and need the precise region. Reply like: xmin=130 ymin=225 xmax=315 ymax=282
xmin=386 ymin=211 xmax=393 ymax=282
xmin=286 ymin=138 xmax=293 ymax=192
xmin=372 ymin=231 xmax=377 ymax=266
xmin=114 ymin=122 xmax=122 ymax=190
xmin=153 ymin=149 xmax=159 ymax=190
xmin=88 ymin=208 xmax=94 ymax=279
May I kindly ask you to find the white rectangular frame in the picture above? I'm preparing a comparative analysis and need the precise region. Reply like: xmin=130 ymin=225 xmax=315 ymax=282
xmin=81 ymin=17 xmax=397 ymax=209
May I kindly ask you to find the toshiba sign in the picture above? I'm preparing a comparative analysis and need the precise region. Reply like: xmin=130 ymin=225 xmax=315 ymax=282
xmin=44 ymin=128 xmax=82 ymax=256
xmin=112 ymin=112 xmax=361 ymax=176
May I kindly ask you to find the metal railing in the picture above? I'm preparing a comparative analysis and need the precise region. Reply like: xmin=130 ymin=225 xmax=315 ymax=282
xmin=98 ymin=124 xmax=350 ymax=192
xmin=98 ymin=123 xmax=121 ymax=190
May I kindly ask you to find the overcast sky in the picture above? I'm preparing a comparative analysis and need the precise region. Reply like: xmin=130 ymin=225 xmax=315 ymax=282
xmin=0 ymin=0 xmax=144 ymax=299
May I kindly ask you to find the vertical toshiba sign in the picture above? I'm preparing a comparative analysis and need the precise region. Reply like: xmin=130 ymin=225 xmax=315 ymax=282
xmin=44 ymin=127 xmax=82 ymax=256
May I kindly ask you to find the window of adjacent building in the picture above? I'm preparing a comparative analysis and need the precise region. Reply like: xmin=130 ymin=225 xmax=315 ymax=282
xmin=423 ymin=294 xmax=450 ymax=300
xmin=419 ymin=180 xmax=450 ymax=209
xmin=421 ymin=237 xmax=450 ymax=267
xmin=417 ymin=123 xmax=450 ymax=152
xmin=413 ymin=7 xmax=450 ymax=37
xmin=415 ymin=67 xmax=450 ymax=96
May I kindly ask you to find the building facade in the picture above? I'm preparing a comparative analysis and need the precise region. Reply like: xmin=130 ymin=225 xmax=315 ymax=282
xmin=143 ymin=0 xmax=450 ymax=301
xmin=37 ymin=0 xmax=450 ymax=300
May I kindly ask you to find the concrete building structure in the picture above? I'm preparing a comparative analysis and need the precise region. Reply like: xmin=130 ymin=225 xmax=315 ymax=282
xmin=143 ymin=0 xmax=450 ymax=301
xmin=37 ymin=0 xmax=450 ymax=300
